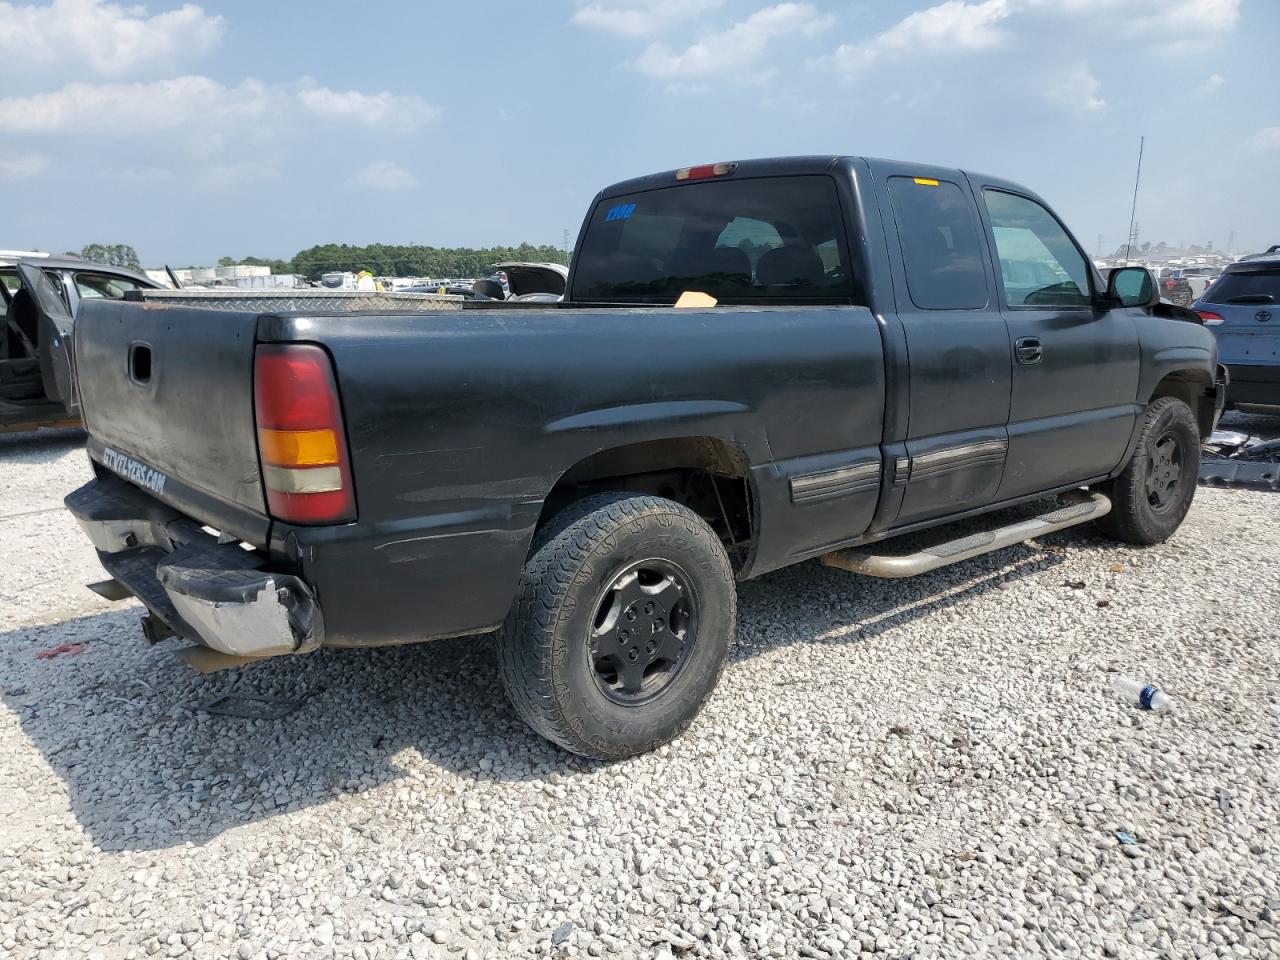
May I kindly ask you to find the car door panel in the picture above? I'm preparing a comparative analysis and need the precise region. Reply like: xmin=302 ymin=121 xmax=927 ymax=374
xmin=868 ymin=160 xmax=1012 ymax=528
xmin=16 ymin=263 xmax=78 ymax=413
xmin=997 ymin=307 xmax=1141 ymax=499
xmin=1000 ymin=403 xmax=1141 ymax=498
xmin=970 ymin=180 xmax=1140 ymax=500
xmin=899 ymin=426 xmax=1009 ymax=525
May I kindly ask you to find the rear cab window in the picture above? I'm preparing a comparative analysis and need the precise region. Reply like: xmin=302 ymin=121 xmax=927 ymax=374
xmin=570 ymin=176 xmax=857 ymax=304
xmin=886 ymin=176 xmax=988 ymax=310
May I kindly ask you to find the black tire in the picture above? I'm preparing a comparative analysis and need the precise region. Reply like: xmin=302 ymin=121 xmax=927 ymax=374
xmin=498 ymin=493 xmax=735 ymax=760
xmin=1098 ymin=397 xmax=1200 ymax=545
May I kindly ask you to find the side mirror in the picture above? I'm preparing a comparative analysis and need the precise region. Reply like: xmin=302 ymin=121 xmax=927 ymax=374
xmin=1105 ymin=266 xmax=1158 ymax=308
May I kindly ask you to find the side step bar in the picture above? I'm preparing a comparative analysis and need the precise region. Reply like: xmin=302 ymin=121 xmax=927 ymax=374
xmin=821 ymin=491 xmax=1111 ymax=579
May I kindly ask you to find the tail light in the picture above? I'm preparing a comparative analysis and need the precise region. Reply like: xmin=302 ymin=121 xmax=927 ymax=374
xmin=1196 ymin=311 xmax=1224 ymax=325
xmin=254 ymin=344 xmax=356 ymax=524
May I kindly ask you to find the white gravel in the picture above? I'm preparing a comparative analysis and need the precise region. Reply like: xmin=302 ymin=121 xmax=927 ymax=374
xmin=2 ymin=422 xmax=1278 ymax=960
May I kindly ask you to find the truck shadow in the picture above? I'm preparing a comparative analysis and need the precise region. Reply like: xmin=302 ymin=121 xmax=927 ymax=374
xmin=0 ymin=528 xmax=1094 ymax=853
xmin=0 ymin=426 xmax=86 ymax=460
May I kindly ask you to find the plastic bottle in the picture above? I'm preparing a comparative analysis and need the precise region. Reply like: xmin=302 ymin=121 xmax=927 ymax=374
xmin=1112 ymin=676 xmax=1172 ymax=711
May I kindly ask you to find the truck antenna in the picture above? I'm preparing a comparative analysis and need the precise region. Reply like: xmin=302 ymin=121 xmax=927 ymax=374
xmin=1123 ymin=136 xmax=1144 ymax=266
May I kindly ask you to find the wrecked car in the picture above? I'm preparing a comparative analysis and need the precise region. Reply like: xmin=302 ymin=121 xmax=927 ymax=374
xmin=1 ymin=253 xmax=158 ymax=433
xmin=470 ymin=261 xmax=568 ymax=302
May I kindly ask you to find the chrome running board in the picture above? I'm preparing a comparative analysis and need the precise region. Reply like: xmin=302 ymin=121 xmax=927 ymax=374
xmin=821 ymin=491 xmax=1111 ymax=579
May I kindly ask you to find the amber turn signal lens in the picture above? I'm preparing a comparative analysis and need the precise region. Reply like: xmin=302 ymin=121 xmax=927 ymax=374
xmin=258 ymin=428 xmax=339 ymax=467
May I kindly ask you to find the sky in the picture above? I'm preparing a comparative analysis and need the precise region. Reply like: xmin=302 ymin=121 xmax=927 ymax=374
xmin=2 ymin=0 xmax=1277 ymax=267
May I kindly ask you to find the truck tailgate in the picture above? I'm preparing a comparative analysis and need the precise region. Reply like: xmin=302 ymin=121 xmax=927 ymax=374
xmin=75 ymin=300 xmax=269 ymax=543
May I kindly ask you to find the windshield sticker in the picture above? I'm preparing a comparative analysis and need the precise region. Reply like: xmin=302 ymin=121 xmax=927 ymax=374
xmin=604 ymin=202 xmax=637 ymax=223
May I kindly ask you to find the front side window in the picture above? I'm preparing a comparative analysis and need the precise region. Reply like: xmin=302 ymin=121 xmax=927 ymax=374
xmin=571 ymin=175 xmax=855 ymax=303
xmin=984 ymin=190 xmax=1090 ymax=307
xmin=887 ymin=176 xmax=988 ymax=310
xmin=75 ymin=272 xmax=143 ymax=300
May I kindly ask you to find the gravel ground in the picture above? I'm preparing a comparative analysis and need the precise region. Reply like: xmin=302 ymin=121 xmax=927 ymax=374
xmin=1 ymin=419 xmax=1278 ymax=960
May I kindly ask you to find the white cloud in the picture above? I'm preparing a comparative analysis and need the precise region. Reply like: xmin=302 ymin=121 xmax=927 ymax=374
xmin=298 ymin=86 xmax=439 ymax=127
xmin=349 ymin=160 xmax=418 ymax=191
xmin=1195 ymin=73 xmax=1225 ymax=97
xmin=571 ymin=0 xmax=724 ymax=37
xmin=0 ymin=77 xmax=438 ymax=134
xmin=0 ymin=77 xmax=268 ymax=133
xmin=636 ymin=2 xmax=831 ymax=79
xmin=1046 ymin=62 xmax=1106 ymax=112
xmin=0 ymin=153 xmax=50 ymax=179
xmin=1255 ymin=127 xmax=1280 ymax=152
xmin=0 ymin=0 xmax=223 ymax=82
xmin=831 ymin=0 xmax=1239 ymax=74
xmin=833 ymin=0 xmax=1011 ymax=74
xmin=874 ymin=0 xmax=1011 ymax=54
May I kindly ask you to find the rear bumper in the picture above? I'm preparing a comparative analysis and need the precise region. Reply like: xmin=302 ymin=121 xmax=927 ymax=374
xmin=65 ymin=476 xmax=323 ymax=658
xmin=1224 ymin=362 xmax=1280 ymax=406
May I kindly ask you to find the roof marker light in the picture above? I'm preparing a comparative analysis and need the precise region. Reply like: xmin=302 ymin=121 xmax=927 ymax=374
xmin=676 ymin=162 xmax=738 ymax=181
xmin=914 ymin=177 xmax=940 ymax=186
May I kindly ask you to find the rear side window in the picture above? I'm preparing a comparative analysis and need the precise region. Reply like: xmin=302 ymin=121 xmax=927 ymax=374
xmin=887 ymin=177 xmax=988 ymax=310
xmin=984 ymin=190 xmax=1090 ymax=307
xmin=571 ymin=176 xmax=855 ymax=303
xmin=1204 ymin=269 xmax=1280 ymax=304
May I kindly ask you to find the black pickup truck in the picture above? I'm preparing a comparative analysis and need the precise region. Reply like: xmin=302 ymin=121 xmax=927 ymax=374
xmin=55 ymin=156 xmax=1224 ymax=759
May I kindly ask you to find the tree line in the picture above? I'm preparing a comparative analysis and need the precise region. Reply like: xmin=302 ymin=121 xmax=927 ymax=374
xmin=222 ymin=243 xmax=570 ymax=280
xmin=64 ymin=242 xmax=570 ymax=280
xmin=67 ymin=244 xmax=143 ymax=271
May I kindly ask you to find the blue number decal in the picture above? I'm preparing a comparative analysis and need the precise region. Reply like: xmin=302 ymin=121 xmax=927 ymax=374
xmin=604 ymin=202 xmax=636 ymax=223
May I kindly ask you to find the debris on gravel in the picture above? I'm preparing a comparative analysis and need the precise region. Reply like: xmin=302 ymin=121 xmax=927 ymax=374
xmin=2 ymin=426 xmax=1278 ymax=959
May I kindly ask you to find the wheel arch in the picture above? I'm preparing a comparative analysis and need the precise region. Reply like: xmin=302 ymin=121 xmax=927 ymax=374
xmin=532 ymin=435 xmax=759 ymax=570
xmin=1149 ymin=367 xmax=1216 ymax=440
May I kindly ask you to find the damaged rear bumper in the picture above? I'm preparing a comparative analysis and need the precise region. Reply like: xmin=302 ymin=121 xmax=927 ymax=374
xmin=65 ymin=476 xmax=322 ymax=658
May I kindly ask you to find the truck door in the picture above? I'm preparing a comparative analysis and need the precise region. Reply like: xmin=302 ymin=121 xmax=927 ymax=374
xmin=873 ymin=164 xmax=1012 ymax=526
xmin=970 ymin=182 xmax=1140 ymax=500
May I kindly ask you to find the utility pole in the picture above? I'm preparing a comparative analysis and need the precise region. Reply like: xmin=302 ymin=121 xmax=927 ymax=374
xmin=1123 ymin=136 xmax=1144 ymax=266
xmin=1226 ymin=230 xmax=1236 ymax=254
xmin=1097 ymin=234 xmax=1103 ymax=258
xmin=562 ymin=228 xmax=570 ymax=262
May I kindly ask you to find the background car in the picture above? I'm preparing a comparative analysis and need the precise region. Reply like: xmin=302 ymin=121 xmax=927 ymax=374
xmin=1173 ymin=265 xmax=1222 ymax=301
xmin=1 ymin=251 xmax=159 ymax=432
xmin=1194 ymin=252 xmax=1280 ymax=406
xmin=1151 ymin=265 xmax=1196 ymax=306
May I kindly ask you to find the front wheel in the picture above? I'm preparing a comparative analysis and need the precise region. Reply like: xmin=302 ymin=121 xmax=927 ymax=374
xmin=1098 ymin=396 xmax=1200 ymax=545
xmin=497 ymin=493 xmax=736 ymax=760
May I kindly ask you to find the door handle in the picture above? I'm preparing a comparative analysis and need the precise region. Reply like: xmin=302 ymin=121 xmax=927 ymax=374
xmin=1015 ymin=337 xmax=1042 ymax=365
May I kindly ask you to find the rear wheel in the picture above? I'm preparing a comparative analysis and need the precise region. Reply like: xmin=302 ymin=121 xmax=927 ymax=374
xmin=497 ymin=493 xmax=735 ymax=759
xmin=1098 ymin=396 xmax=1200 ymax=545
